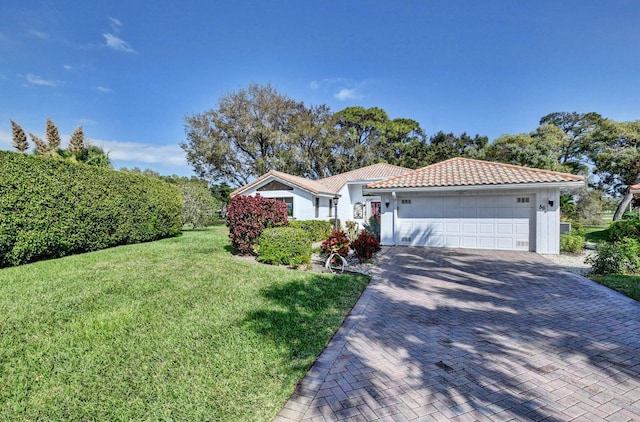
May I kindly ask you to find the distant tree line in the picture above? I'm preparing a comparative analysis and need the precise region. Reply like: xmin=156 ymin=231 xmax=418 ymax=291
xmin=120 ymin=166 xmax=232 ymax=228
xmin=181 ymin=83 xmax=640 ymax=220
xmin=9 ymin=119 xmax=112 ymax=168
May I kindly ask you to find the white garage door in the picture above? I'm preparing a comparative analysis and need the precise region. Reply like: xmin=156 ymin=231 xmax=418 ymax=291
xmin=396 ymin=195 xmax=534 ymax=251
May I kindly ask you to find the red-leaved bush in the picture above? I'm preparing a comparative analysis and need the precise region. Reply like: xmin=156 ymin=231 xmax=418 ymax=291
xmin=320 ymin=229 xmax=350 ymax=258
xmin=226 ymin=195 xmax=289 ymax=254
xmin=351 ymin=230 xmax=381 ymax=262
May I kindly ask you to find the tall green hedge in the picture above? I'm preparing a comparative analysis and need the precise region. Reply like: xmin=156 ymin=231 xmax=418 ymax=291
xmin=0 ymin=151 xmax=182 ymax=267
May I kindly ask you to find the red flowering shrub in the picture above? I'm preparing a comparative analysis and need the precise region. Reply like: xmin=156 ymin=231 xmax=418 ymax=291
xmin=226 ymin=195 xmax=288 ymax=254
xmin=351 ymin=230 xmax=381 ymax=263
xmin=320 ymin=229 xmax=350 ymax=258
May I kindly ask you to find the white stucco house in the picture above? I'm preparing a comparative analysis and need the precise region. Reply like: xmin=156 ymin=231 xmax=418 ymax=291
xmin=232 ymin=158 xmax=585 ymax=254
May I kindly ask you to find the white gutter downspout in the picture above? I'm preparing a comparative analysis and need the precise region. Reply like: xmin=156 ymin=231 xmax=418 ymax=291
xmin=392 ymin=191 xmax=397 ymax=245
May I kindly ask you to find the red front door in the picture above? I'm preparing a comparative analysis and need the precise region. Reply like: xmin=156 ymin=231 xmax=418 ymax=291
xmin=371 ymin=201 xmax=381 ymax=217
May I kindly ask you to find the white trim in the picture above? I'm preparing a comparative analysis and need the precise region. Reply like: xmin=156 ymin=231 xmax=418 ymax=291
xmin=365 ymin=181 xmax=584 ymax=195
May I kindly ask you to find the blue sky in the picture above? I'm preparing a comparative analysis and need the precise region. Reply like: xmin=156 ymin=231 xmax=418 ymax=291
xmin=1 ymin=0 xmax=639 ymax=178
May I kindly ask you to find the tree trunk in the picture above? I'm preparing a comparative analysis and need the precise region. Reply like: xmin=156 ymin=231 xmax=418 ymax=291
xmin=613 ymin=191 xmax=633 ymax=221
xmin=614 ymin=172 xmax=640 ymax=220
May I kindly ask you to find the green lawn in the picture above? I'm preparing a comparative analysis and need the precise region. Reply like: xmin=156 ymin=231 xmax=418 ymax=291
xmin=0 ymin=227 xmax=369 ymax=420
xmin=590 ymin=274 xmax=640 ymax=301
xmin=583 ymin=225 xmax=610 ymax=243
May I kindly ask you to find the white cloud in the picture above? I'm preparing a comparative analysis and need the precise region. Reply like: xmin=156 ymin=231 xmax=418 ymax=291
xmin=109 ymin=17 xmax=123 ymax=32
xmin=63 ymin=64 xmax=72 ymax=70
xmin=96 ymin=139 xmax=187 ymax=167
xmin=309 ymin=77 xmax=370 ymax=101
xmin=103 ymin=33 xmax=135 ymax=53
xmin=335 ymin=88 xmax=358 ymax=101
xmin=26 ymin=73 xmax=61 ymax=87
xmin=94 ymin=86 xmax=112 ymax=93
xmin=29 ymin=30 xmax=49 ymax=40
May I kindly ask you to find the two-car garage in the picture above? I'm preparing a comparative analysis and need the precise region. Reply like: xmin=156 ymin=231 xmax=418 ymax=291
xmin=395 ymin=194 xmax=535 ymax=251
xmin=366 ymin=158 xmax=586 ymax=255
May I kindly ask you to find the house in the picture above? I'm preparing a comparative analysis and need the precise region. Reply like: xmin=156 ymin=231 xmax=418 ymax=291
xmin=231 ymin=163 xmax=413 ymax=224
xmin=232 ymin=158 xmax=585 ymax=254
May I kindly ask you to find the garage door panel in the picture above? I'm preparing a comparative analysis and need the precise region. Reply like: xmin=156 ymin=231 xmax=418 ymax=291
xmin=446 ymin=222 xmax=460 ymax=233
xmin=515 ymin=222 xmax=529 ymax=234
xmin=462 ymin=236 xmax=478 ymax=248
xmin=445 ymin=236 xmax=461 ymax=247
xmin=496 ymin=238 xmax=515 ymax=249
xmin=478 ymin=237 xmax=496 ymax=248
xmin=497 ymin=224 xmax=513 ymax=234
xmin=479 ymin=223 xmax=495 ymax=233
xmin=462 ymin=223 xmax=477 ymax=234
xmin=396 ymin=195 xmax=533 ymax=251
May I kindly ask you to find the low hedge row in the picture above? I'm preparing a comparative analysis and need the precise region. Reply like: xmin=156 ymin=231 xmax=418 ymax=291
xmin=257 ymin=227 xmax=311 ymax=266
xmin=289 ymin=220 xmax=332 ymax=242
xmin=609 ymin=218 xmax=640 ymax=242
xmin=0 ymin=151 xmax=181 ymax=267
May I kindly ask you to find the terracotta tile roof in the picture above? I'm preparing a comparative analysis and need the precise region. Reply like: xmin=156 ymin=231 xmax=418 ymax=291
xmin=318 ymin=163 xmax=413 ymax=192
xmin=231 ymin=170 xmax=334 ymax=196
xmin=367 ymin=157 xmax=585 ymax=189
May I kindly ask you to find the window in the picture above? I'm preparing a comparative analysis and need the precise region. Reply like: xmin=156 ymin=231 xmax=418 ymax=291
xmin=315 ymin=198 xmax=319 ymax=218
xmin=401 ymin=199 xmax=412 ymax=204
xmin=329 ymin=199 xmax=333 ymax=217
xmin=517 ymin=197 xmax=530 ymax=204
xmin=274 ymin=197 xmax=293 ymax=217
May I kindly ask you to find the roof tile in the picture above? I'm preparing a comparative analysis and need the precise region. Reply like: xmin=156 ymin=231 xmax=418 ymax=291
xmin=318 ymin=163 xmax=412 ymax=192
xmin=367 ymin=157 xmax=585 ymax=189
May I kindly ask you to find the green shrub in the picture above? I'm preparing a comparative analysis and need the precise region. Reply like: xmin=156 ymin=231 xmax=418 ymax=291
xmin=559 ymin=231 xmax=585 ymax=253
xmin=351 ymin=230 xmax=381 ymax=263
xmin=0 ymin=151 xmax=181 ymax=267
xmin=289 ymin=220 xmax=332 ymax=242
xmin=328 ymin=218 xmax=341 ymax=230
xmin=320 ymin=229 xmax=350 ymax=258
xmin=622 ymin=211 xmax=639 ymax=220
xmin=257 ymin=227 xmax=311 ymax=266
xmin=563 ymin=220 xmax=584 ymax=235
xmin=363 ymin=215 xmax=381 ymax=241
xmin=586 ymin=238 xmax=640 ymax=275
xmin=609 ymin=219 xmax=640 ymax=242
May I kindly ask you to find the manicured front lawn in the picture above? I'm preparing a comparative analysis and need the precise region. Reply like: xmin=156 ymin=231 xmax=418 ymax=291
xmin=590 ymin=274 xmax=640 ymax=302
xmin=0 ymin=227 xmax=369 ymax=420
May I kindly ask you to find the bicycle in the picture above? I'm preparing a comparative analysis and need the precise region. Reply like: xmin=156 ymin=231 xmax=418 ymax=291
xmin=325 ymin=253 xmax=348 ymax=273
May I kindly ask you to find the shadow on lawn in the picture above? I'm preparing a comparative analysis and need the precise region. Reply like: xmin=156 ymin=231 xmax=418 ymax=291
xmin=243 ymin=272 xmax=369 ymax=372
xmin=270 ymin=247 xmax=640 ymax=420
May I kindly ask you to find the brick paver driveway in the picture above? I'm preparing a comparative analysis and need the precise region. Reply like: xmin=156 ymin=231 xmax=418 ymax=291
xmin=275 ymin=247 xmax=640 ymax=421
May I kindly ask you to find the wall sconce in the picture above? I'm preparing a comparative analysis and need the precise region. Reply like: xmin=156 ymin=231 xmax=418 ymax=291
xmin=548 ymin=195 xmax=556 ymax=207
xmin=385 ymin=198 xmax=390 ymax=209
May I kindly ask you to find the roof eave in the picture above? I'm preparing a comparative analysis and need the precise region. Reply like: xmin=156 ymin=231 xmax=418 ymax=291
xmin=232 ymin=174 xmax=339 ymax=198
xmin=364 ymin=180 xmax=585 ymax=194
